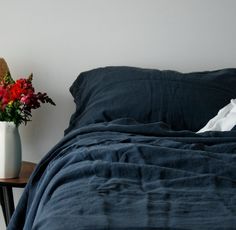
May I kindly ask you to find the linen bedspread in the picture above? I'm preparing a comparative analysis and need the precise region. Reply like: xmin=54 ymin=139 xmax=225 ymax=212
xmin=8 ymin=119 xmax=236 ymax=229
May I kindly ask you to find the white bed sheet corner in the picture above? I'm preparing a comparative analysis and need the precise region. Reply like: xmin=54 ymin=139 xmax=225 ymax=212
xmin=197 ymin=99 xmax=236 ymax=133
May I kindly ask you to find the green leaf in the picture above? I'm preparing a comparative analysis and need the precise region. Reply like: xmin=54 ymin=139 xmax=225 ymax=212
xmin=3 ymin=72 xmax=15 ymax=84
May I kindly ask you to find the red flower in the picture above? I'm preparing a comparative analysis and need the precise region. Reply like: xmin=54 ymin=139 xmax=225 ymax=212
xmin=0 ymin=86 xmax=11 ymax=111
xmin=9 ymin=78 xmax=34 ymax=101
xmin=20 ymin=95 xmax=31 ymax=105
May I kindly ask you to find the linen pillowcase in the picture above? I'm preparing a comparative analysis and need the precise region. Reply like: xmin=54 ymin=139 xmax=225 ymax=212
xmin=65 ymin=66 xmax=236 ymax=134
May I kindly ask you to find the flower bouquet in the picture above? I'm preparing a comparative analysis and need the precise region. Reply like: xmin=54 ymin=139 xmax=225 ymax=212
xmin=0 ymin=72 xmax=55 ymax=126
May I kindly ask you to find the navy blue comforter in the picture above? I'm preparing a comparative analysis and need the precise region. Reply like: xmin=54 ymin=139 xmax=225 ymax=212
xmin=8 ymin=119 xmax=236 ymax=229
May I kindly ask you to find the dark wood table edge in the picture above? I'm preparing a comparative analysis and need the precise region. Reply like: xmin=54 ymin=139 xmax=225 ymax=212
xmin=0 ymin=161 xmax=36 ymax=226
xmin=0 ymin=161 xmax=36 ymax=187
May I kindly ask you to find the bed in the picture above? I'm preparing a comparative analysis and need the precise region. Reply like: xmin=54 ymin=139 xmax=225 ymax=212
xmin=8 ymin=67 xmax=236 ymax=230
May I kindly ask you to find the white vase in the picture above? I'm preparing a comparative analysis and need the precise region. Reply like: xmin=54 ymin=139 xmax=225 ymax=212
xmin=0 ymin=121 xmax=22 ymax=178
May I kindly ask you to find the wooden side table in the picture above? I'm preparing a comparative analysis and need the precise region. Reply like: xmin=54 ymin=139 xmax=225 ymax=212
xmin=0 ymin=161 xmax=36 ymax=226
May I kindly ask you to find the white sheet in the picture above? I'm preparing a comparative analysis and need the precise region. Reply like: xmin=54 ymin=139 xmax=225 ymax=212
xmin=197 ymin=99 xmax=236 ymax=133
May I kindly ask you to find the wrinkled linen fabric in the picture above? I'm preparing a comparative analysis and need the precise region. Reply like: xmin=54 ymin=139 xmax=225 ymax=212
xmin=8 ymin=119 xmax=236 ymax=230
xmin=198 ymin=99 xmax=236 ymax=133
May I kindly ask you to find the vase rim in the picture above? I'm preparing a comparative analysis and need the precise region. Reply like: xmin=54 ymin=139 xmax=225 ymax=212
xmin=0 ymin=121 xmax=16 ymax=126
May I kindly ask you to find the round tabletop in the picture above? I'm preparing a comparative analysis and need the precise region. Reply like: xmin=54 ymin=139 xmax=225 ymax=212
xmin=0 ymin=161 xmax=36 ymax=188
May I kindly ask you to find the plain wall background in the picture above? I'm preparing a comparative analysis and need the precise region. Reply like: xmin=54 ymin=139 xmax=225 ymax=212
xmin=0 ymin=0 xmax=235 ymax=228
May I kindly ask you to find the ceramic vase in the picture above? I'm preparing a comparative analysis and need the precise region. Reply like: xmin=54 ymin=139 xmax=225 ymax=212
xmin=0 ymin=121 xmax=22 ymax=178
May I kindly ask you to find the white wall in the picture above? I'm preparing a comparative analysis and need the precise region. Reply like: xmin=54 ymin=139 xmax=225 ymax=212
xmin=0 ymin=0 xmax=236 ymax=228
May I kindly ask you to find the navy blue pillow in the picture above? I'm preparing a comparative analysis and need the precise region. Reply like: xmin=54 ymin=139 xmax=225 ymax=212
xmin=65 ymin=66 xmax=236 ymax=133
